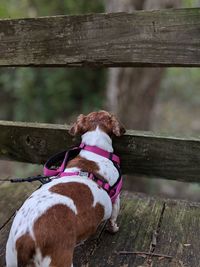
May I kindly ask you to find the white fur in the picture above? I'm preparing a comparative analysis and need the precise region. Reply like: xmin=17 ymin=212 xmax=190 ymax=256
xmin=6 ymin=127 xmax=120 ymax=267
xmin=6 ymin=182 xmax=78 ymax=267
xmin=6 ymin=233 xmax=17 ymax=267
xmin=34 ymin=249 xmax=51 ymax=267
xmin=79 ymin=127 xmax=119 ymax=186
xmin=108 ymin=194 xmax=120 ymax=233
xmin=12 ymin=185 xmax=78 ymax=240
xmin=79 ymin=127 xmax=121 ymax=232
xmin=81 ymin=126 xmax=113 ymax=152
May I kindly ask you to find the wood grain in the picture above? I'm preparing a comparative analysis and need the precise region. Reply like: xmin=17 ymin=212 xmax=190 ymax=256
xmin=0 ymin=120 xmax=200 ymax=182
xmin=0 ymin=182 xmax=37 ymax=229
xmin=0 ymin=9 xmax=200 ymax=67
xmin=78 ymin=194 xmax=163 ymax=267
xmin=152 ymin=200 xmax=200 ymax=267
xmin=0 ymin=220 xmax=12 ymax=267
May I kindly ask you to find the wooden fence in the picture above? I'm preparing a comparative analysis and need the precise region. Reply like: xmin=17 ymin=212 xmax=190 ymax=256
xmin=0 ymin=8 xmax=200 ymax=67
xmin=0 ymin=120 xmax=200 ymax=182
xmin=0 ymin=8 xmax=200 ymax=267
xmin=0 ymin=8 xmax=200 ymax=183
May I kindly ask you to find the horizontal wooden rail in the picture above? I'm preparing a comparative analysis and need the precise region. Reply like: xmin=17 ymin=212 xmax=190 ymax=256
xmin=0 ymin=8 xmax=200 ymax=67
xmin=0 ymin=121 xmax=199 ymax=182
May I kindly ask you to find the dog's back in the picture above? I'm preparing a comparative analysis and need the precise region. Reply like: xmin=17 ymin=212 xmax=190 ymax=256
xmin=6 ymin=110 xmax=125 ymax=267
xmin=6 ymin=177 xmax=112 ymax=267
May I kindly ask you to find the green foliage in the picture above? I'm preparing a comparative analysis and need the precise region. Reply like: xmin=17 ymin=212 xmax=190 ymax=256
xmin=0 ymin=0 xmax=105 ymax=123
xmin=183 ymin=0 xmax=200 ymax=8
xmin=0 ymin=67 xmax=106 ymax=123
xmin=160 ymin=68 xmax=200 ymax=106
xmin=0 ymin=0 xmax=104 ymax=18
xmin=31 ymin=0 xmax=104 ymax=16
xmin=1 ymin=0 xmax=200 ymax=125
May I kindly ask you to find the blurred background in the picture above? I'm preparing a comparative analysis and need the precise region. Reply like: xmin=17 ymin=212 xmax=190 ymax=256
xmin=0 ymin=0 xmax=200 ymax=201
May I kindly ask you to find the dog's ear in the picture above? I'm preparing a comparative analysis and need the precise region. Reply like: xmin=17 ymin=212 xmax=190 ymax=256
xmin=111 ymin=115 xmax=126 ymax=137
xmin=69 ymin=114 xmax=87 ymax=136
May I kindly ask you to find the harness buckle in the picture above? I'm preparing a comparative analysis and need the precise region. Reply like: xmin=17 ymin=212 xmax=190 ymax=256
xmin=79 ymin=171 xmax=89 ymax=177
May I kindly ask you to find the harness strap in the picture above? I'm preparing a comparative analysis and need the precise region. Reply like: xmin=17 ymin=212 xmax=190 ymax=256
xmin=44 ymin=147 xmax=81 ymax=177
xmin=79 ymin=143 xmax=120 ymax=165
xmin=43 ymin=143 xmax=122 ymax=203
xmin=60 ymin=170 xmax=122 ymax=203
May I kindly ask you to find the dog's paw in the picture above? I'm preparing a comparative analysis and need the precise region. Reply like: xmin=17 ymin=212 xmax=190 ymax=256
xmin=106 ymin=220 xmax=119 ymax=234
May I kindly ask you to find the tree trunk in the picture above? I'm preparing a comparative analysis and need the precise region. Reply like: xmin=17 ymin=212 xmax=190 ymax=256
xmin=105 ymin=0 xmax=181 ymax=194
xmin=105 ymin=0 xmax=181 ymax=130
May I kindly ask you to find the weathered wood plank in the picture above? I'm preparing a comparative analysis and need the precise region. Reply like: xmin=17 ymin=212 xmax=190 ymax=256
xmin=0 ymin=8 xmax=200 ymax=67
xmin=0 ymin=220 xmax=12 ymax=267
xmin=0 ymin=182 xmax=37 ymax=229
xmin=152 ymin=200 xmax=200 ymax=267
xmin=75 ymin=194 xmax=163 ymax=267
xmin=0 ymin=181 xmax=37 ymax=267
xmin=0 ymin=120 xmax=200 ymax=182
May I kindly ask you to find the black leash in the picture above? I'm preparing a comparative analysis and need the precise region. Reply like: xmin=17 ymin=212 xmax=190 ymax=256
xmin=0 ymin=175 xmax=52 ymax=184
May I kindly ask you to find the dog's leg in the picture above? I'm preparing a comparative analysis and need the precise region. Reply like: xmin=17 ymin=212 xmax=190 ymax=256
xmin=107 ymin=195 xmax=120 ymax=233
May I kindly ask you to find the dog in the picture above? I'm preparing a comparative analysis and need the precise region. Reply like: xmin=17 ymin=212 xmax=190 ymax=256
xmin=6 ymin=110 xmax=125 ymax=267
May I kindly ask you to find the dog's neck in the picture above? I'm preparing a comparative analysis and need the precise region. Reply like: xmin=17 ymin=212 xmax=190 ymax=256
xmin=64 ymin=126 xmax=118 ymax=186
xmin=81 ymin=126 xmax=113 ymax=153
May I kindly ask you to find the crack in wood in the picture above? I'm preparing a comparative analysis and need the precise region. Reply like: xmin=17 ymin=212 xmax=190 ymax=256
xmin=86 ymin=221 xmax=110 ymax=262
xmin=150 ymin=202 xmax=166 ymax=253
xmin=117 ymin=251 xmax=173 ymax=259
xmin=152 ymin=21 xmax=156 ymax=33
xmin=0 ymin=211 xmax=15 ymax=231
xmin=141 ymin=202 xmax=167 ymax=266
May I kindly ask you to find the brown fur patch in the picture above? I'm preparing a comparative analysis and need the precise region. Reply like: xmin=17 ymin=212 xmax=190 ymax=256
xmin=66 ymin=156 xmax=107 ymax=182
xmin=69 ymin=110 xmax=125 ymax=137
xmin=31 ymin=183 xmax=104 ymax=266
xmin=16 ymin=233 xmax=35 ymax=267
xmin=66 ymin=156 xmax=99 ymax=173
xmin=34 ymin=204 xmax=76 ymax=267
xmin=49 ymin=182 xmax=104 ymax=242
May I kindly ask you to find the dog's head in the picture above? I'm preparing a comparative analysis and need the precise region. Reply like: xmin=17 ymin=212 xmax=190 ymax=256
xmin=69 ymin=110 xmax=125 ymax=137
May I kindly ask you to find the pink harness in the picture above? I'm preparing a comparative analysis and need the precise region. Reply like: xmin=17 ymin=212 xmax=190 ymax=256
xmin=43 ymin=143 xmax=122 ymax=203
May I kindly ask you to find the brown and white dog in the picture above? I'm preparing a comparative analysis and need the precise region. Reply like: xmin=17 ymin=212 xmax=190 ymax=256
xmin=6 ymin=111 xmax=125 ymax=267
